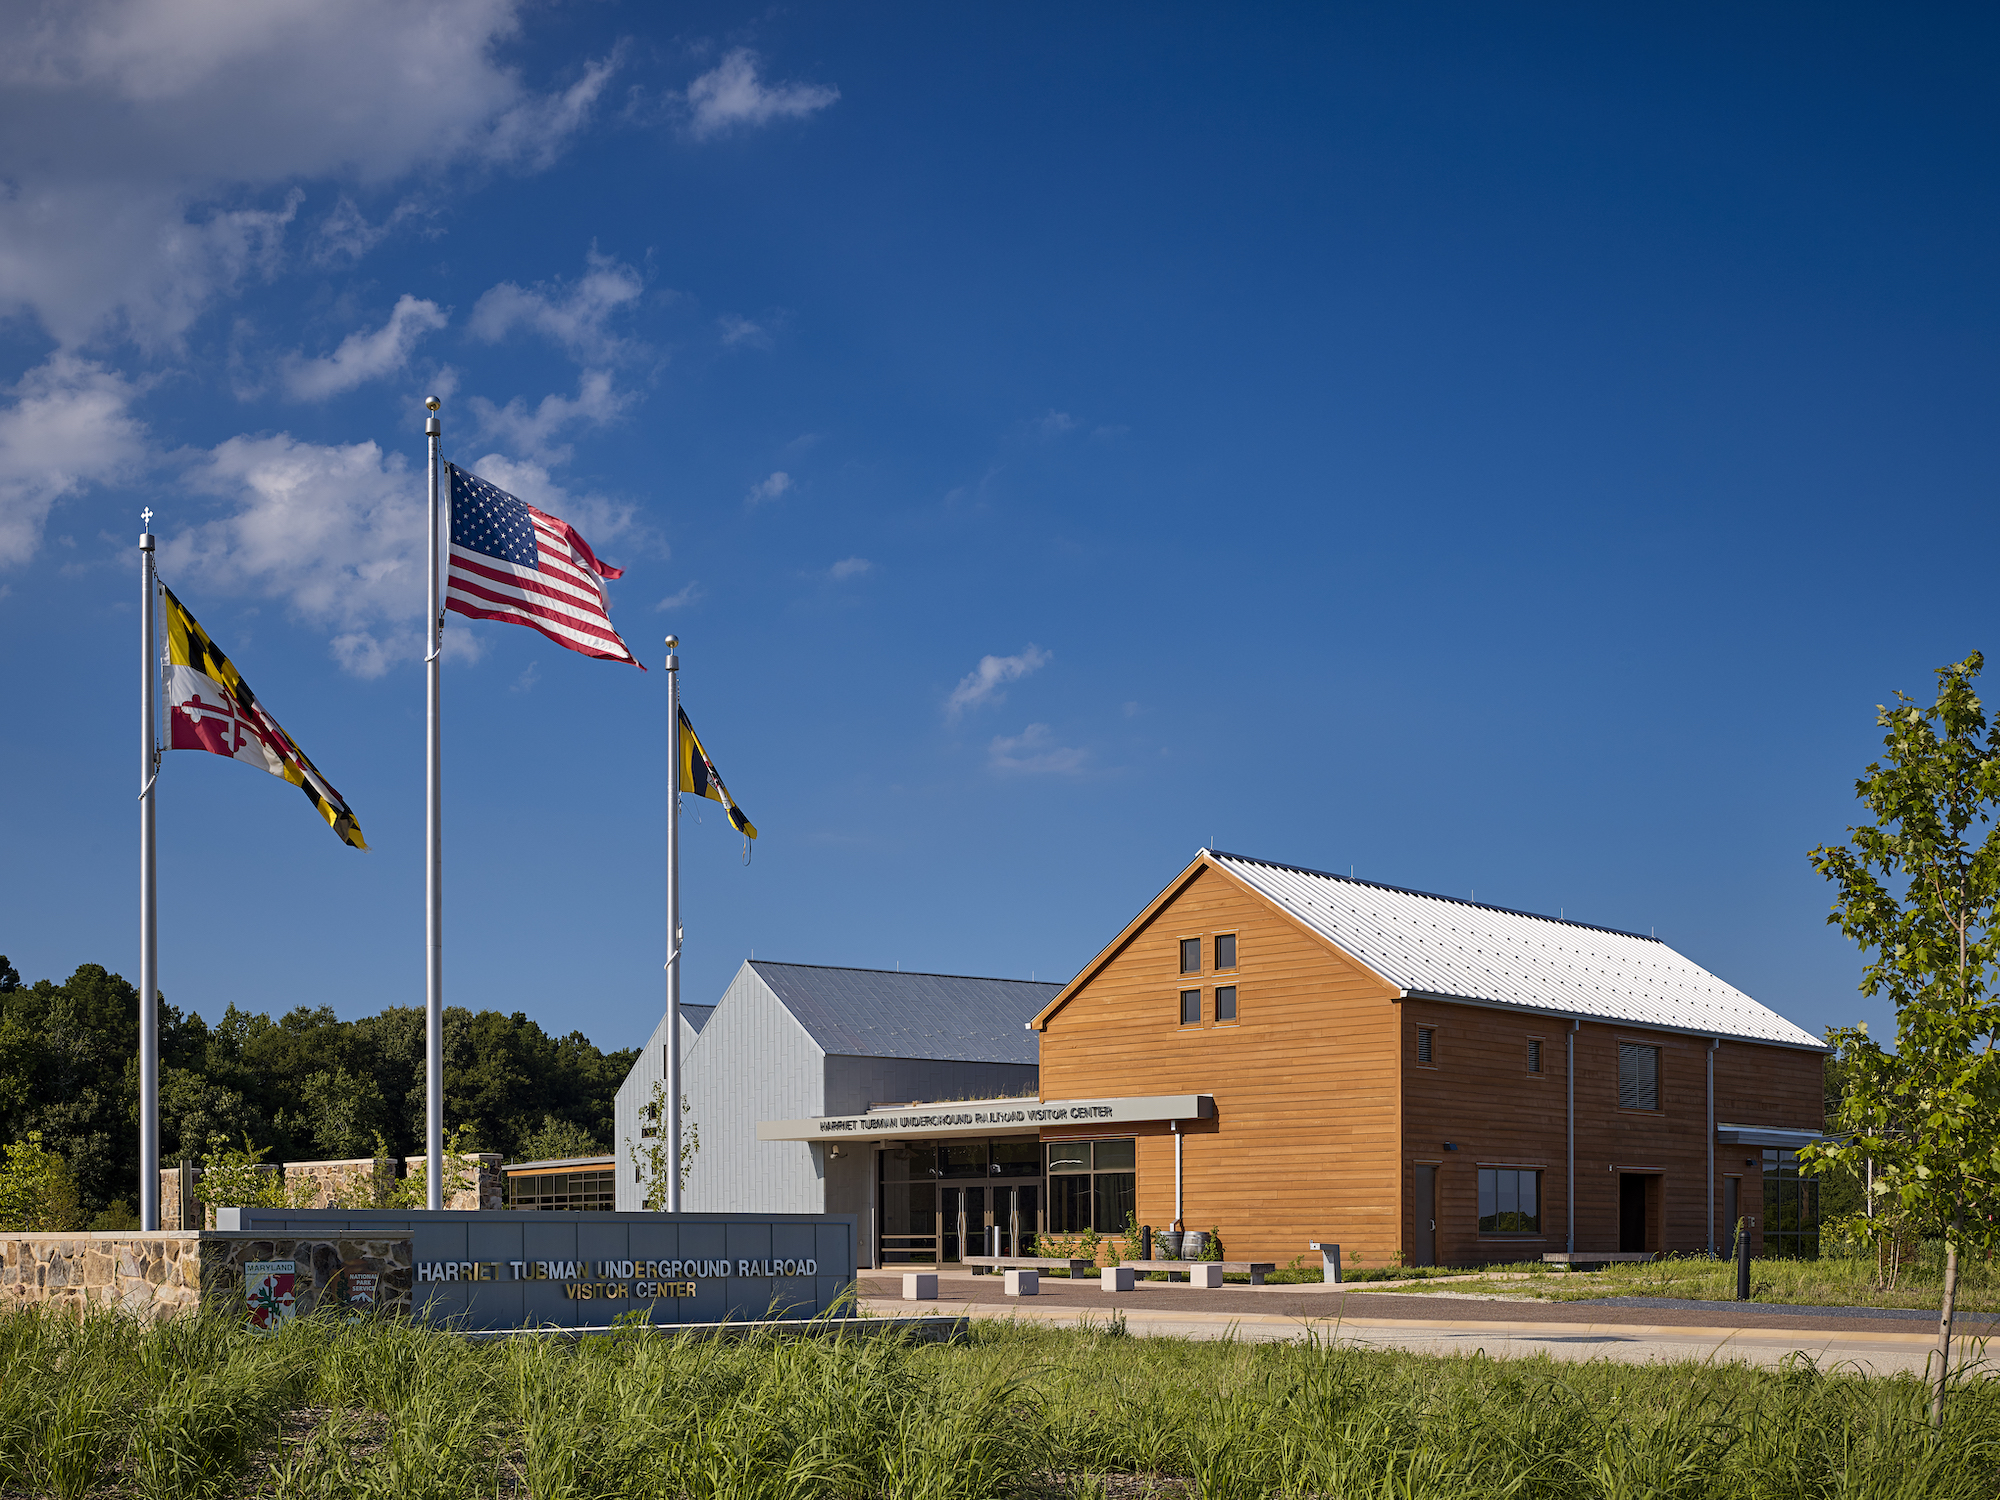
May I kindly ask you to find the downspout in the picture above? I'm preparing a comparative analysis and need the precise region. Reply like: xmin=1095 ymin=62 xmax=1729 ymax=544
xmin=1707 ymin=1038 xmax=1719 ymax=1257
xmin=1172 ymin=1119 xmax=1183 ymax=1228
xmin=1566 ymin=1020 xmax=1578 ymax=1254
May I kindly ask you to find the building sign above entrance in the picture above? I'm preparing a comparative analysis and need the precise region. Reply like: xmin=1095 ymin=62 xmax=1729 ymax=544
xmin=757 ymin=1093 xmax=1215 ymax=1142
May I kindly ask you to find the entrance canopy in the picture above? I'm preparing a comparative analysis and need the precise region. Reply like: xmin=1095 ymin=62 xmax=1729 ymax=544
xmin=758 ymin=1093 xmax=1214 ymax=1144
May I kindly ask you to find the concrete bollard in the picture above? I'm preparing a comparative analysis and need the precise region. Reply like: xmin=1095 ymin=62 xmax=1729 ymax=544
xmin=1004 ymin=1268 xmax=1039 ymax=1296
xmin=1101 ymin=1265 xmax=1135 ymax=1292
xmin=902 ymin=1272 xmax=938 ymax=1301
xmin=1189 ymin=1263 xmax=1225 ymax=1289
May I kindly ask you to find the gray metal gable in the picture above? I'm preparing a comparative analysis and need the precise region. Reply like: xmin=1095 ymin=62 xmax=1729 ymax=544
xmin=749 ymin=961 xmax=1055 ymax=1064
xmin=680 ymin=963 xmax=827 ymax=1213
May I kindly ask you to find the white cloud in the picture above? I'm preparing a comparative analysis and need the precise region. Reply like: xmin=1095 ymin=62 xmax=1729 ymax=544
xmin=467 ymin=370 xmax=634 ymax=462
xmin=1036 ymin=410 xmax=1078 ymax=436
xmin=0 ymin=1 xmax=616 ymax=347
xmin=282 ymin=295 xmax=449 ymax=400
xmin=946 ymin=644 xmax=1050 ymax=720
xmin=717 ymin=314 xmax=770 ymax=348
xmin=509 ymin=660 xmax=540 ymax=693
xmin=0 ymin=355 xmax=149 ymax=567
xmin=309 ymin=196 xmax=431 ymax=266
xmin=162 ymin=432 xmax=436 ymax=677
xmin=468 ymin=249 xmax=646 ymax=364
xmin=656 ymin=581 xmax=703 ymax=611
xmin=828 ymin=556 xmax=873 ymax=581
xmin=989 ymin=723 xmax=1086 ymax=776
xmin=684 ymin=49 xmax=839 ymax=140
xmin=745 ymin=471 xmax=792 ymax=508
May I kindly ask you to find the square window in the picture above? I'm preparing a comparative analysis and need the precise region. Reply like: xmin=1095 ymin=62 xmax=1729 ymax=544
xmin=1180 ymin=989 xmax=1202 ymax=1026
xmin=1180 ymin=938 xmax=1202 ymax=974
xmin=1214 ymin=933 xmax=1237 ymax=970
xmin=1215 ymin=985 xmax=1237 ymax=1022
xmin=1416 ymin=1026 xmax=1435 ymax=1065
xmin=1527 ymin=1039 xmax=1543 ymax=1074
xmin=1478 ymin=1168 xmax=1541 ymax=1233
xmin=1618 ymin=1043 xmax=1660 ymax=1111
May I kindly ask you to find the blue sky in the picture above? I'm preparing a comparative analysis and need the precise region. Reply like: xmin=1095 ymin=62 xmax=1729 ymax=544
xmin=1 ymin=3 xmax=1994 ymax=1057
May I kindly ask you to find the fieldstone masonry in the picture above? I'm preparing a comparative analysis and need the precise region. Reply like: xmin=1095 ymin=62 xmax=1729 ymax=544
xmin=0 ymin=1231 xmax=412 ymax=1322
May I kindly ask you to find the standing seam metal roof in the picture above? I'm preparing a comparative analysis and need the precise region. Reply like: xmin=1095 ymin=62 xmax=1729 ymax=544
xmin=1212 ymin=852 xmax=1822 ymax=1049
xmin=748 ymin=961 xmax=1055 ymax=1064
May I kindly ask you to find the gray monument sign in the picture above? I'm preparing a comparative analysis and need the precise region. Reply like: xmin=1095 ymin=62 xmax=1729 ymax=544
xmin=219 ymin=1207 xmax=855 ymax=1330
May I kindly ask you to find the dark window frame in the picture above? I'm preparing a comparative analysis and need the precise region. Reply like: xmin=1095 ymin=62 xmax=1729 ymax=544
xmin=1416 ymin=1026 xmax=1436 ymax=1066
xmin=1215 ymin=985 xmax=1238 ymax=1023
xmin=1476 ymin=1167 xmax=1543 ymax=1236
xmin=1179 ymin=989 xmax=1202 ymax=1026
xmin=1617 ymin=1041 xmax=1662 ymax=1112
xmin=1045 ymin=1138 xmax=1137 ymax=1235
xmin=1179 ymin=937 xmax=1202 ymax=975
xmin=1214 ymin=933 xmax=1238 ymax=971
xmin=1527 ymin=1037 xmax=1544 ymax=1075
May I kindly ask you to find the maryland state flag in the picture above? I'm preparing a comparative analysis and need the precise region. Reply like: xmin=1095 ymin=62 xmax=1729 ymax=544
xmin=162 ymin=585 xmax=367 ymax=849
xmin=679 ymin=706 xmax=757 ymax=840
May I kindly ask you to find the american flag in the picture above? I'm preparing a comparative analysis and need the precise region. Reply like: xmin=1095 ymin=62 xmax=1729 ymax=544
xmin=444 ymin=464 xmax=641 ymax=668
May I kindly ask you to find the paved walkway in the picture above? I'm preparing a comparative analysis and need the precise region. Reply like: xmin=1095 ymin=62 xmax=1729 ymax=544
xmin=857 ymin=1271 xmax=2000 ymax=1378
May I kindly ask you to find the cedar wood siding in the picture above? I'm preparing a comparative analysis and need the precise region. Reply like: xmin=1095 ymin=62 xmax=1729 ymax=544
xmin=1402 ymin=1004 xmax=1823 ymax=1264
xmin=1036 ymin=862 xmax=1405 ymax=1268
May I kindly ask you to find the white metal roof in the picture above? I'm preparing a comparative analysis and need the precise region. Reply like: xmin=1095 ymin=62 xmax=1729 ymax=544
xmin=1212 ymin=851 xmax=1823 ymax=1049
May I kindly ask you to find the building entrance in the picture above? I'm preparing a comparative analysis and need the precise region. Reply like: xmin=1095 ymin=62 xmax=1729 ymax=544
xmin=1619 ymin=1173 xmax=1659 ymax=1253
xmin=878 ymin=1138 xmax=1043 ymax=1263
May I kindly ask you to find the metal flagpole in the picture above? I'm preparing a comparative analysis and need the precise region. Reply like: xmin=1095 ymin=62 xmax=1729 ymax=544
xmin=664 ymin=635 xmax=682 ymax=1212
xmin=139 ymin=517 xmax=160 ymax=1232
xmin=424 ymin=399 xmax=444 ymax=1210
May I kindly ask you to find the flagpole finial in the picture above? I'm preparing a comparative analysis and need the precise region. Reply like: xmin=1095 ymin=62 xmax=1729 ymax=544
xmin=425 ymin=395 xmax=441 ymax=412
xmin=665 ymin=634 xmax=679 ymax=649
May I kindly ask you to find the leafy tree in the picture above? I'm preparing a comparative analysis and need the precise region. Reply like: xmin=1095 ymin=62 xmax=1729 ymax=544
xmin=0 ymin=956 xmax=637 ymax=1213
xmin=1800 ymin=652 xmax=2000 ymax=1428
xmin=625 ymin=1082 xmax=698 ymax=1211
xmin=0 ymin=1132 xmax=85 ymax=1231
xmin=515 ymin=1114 xmax=604 ymax=1163
xmin=292 ymin=1066 xmax=389 ymax=1160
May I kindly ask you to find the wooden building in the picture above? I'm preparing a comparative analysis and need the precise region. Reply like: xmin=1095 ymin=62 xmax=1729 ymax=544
xmin=1027 ymin=850 xmax=1825 ymax=1269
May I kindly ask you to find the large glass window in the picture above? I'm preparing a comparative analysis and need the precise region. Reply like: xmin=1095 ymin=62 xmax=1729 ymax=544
xmin=939 ymin=1143 xmax=989 ymax=1178
xmin=1045 ymin=1139 xmax=1137 ymax=1234
xmin=1477 ymin=1168 xmax=1540 ymax=1234
xmin=505 ymin=1169 xmax=616 ymax=1212
xmin=1763 ymin=1149 xmax=1820 ymax=1259
xmin=990 ymin=1141 xmax=1041 ymax=1177
xmin=1618 ymin=1043 xmax=1660 ymax=1111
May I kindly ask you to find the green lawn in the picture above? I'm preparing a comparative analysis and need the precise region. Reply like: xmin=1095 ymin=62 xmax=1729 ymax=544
xmin=1 ymin=1304 xmax=1996 ymax=1497
xmin=1352 ymin=1251 xmax=2000 ymax=1315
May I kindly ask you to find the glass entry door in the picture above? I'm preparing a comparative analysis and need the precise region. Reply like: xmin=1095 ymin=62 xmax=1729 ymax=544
xmin=879 ymin=1139 xmax=1044 ymax=1264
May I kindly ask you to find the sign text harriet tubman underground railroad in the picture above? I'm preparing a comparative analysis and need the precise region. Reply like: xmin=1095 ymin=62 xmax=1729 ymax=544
xmin=416 ymin=1256 xmax=819 ymax=1301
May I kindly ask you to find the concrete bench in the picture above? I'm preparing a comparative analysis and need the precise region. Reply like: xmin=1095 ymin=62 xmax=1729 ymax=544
xmin=1543 ymin=1252 xmax=1658 ymax=1270
xmin=961 ymin=1255 xmax=1096 ymax=1278
xmin=1120 ymin=1259 xmax=1278 ymax=1287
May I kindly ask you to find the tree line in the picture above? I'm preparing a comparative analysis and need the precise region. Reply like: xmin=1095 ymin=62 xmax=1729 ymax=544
xmin=0 ymin=955 xmax=636 ymax=1223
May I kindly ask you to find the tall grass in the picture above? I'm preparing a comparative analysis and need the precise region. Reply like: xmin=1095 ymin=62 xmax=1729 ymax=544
xmin=0 ymin=1305 xmax=1994 ymax=1496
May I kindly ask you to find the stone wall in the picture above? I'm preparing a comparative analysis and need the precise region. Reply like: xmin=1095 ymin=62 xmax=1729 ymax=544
xmin=283 ymin=1158 xmax=394 ymax=1209
xmin=0 ymin=1231 xmax=412 ymax=1323
xmin=203 ymin=1232 xmax=414 ymax=1321
xmin=0 ymin=1233 xmax=203 ymax=1319
xmin=402 ymin=1153 xmax=504 ymax=1212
